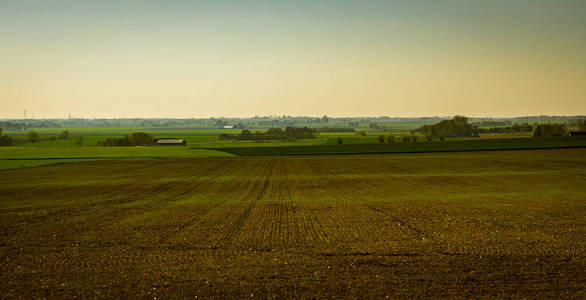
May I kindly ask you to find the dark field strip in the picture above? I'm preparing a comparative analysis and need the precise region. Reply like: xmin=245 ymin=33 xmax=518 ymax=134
xmin=206 ymin=136 xmax=586 ymax=156
xmin=0 ymin=149 xmax=585 ymax=298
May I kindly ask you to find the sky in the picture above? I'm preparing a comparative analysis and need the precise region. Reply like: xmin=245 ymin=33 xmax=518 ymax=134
xmin=1 ymin=0 xmax=586 ymax=118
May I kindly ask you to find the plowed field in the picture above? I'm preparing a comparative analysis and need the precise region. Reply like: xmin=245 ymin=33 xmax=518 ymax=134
xmin=1 ymin=149 xmax=585 ymax=298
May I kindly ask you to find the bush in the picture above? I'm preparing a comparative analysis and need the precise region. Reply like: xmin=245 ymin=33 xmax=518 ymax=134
xmin=418 ymin=115 xmax=478 ymax=137
xmin=130 ymin=132 xmax=153 ymax=146
xmin=98 ymin=135 xmax=131 ymax=147
xmin=378 ymin=134 xmax=385 ymax=143
xmin=533 ymin=124 xmax=569 ymax=138
xmin=219 ymin=134 xmax=236 ymax=140
xmin=0 ymin=135 xmax=12 ymax=146
xmin=439 ymin=136 xmax=446 ymax=141
xmin=337 ymin=137 xmax=343 ymax=144
xmin=402 ymin=135 xmax=411 ymax=143
xmin=26 ymin=130 xmax=40 ymax=143
xmin=412 ymin=135 xmax=418 ymax=142
xmin=236 ymin=127 xmax=315 ymax=141
xmin=578 ymin=119 xmax=586 ymax=131
xmin=75 ymin=136 xmax=84 ymax=147
xmin=386 ymin=135 xmax=395 ymax=143
xmin=58 ymin=130 xmax=70 ymax=139
xmin=426 ymin=135 xmax=433 ymax=142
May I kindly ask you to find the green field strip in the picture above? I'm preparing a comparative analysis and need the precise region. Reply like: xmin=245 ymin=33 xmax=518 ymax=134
xmin=205 ymin=136 xmax=586 ymax=156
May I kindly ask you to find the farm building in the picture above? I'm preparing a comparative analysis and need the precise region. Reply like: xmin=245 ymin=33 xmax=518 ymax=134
xmin=155 ymin=139 xmax=186 ymax=146
xmin=569 ymin=131 xmax=586 ymax=136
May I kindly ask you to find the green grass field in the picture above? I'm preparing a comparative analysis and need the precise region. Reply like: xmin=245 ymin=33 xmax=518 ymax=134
xmin=0 ymin=147 xmax=233 ymax=169
xmin=1 ymin=149 xmax=584 ymax=298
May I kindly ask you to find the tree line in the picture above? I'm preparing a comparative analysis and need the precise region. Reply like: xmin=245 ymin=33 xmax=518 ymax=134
xmin=98 ymin=132 xmax=153 ymax=147
xmin=532 ymin=124 xmax=569 ymax=137
xmin=418 ymin=116 xmax=478 ymax=138
xmin=219 ymin=127 xmax=316 ymax=141
xmin=0 ymin=128 xmax=12 ymax=146
xmin=477 ymin=124 xmax=533 ymax=134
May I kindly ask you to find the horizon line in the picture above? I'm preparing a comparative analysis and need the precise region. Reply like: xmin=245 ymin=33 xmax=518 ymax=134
xmin=2 ymin=114 xmax=586 ymax=121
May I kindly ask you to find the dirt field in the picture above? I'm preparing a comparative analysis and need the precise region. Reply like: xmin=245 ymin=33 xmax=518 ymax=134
xmin=1 ymin=149 xmax=585 ymax=298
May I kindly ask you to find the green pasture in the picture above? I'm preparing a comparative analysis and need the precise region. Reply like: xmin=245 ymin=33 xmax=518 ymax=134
xmin=0 ymin=147 xmax=233 ymax=169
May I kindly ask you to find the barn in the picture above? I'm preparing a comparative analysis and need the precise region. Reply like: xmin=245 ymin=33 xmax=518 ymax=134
xmin=155 ymin=139 xmax=187 ymax=146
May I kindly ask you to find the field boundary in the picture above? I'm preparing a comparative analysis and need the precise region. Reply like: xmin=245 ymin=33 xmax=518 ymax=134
xmin=204 ymin=137 xmax=586 ymax=156
xmin=0 ymin=156 xmax=216 ymax=161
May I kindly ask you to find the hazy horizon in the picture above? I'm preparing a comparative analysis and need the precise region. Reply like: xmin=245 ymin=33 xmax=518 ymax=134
xmin=2 ymin=113 xmax=586 ymax=121
xmin=2 ymin=1 xmax=586 ymax=119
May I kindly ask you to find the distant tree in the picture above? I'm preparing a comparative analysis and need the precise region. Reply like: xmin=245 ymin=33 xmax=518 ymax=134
xmin=402 ymin=135 xmax=411 ymax=143
xmin=337 ymin=137 xmax=343 ymax=144
xmin=552 ymin=124 xmax=568 ymax=137
xmin=322 ymin=115 xmax=330 ymax=123
xmin=532 ymin=125 xmax=543 ymax=137
xmin=75 ymin=136 xmax=84 ymax=147
xmin=98 ymin=135 xmax=131 ymax=147
xmin=378 ymin=134 xmax=385 ymax=143
xmin=219 ymin=133 xmax=236 ymax=140
xmin=418 ymin=115 xmax=478 ymax=138
xmin=452 ymin=115 xmax=469 ymax=136
xmin=26 ymin=130 xmax=40 ymax=143
xmin=130 ymin=132 xmax=153 ymax=146
xmin=0 ymin=128 xmax=11 ymax=146
xmin=214 ymin=119 xmax=228 ymax=128
xmin=0 ymin=136 xmax=11 ymax=146
xmin=577 ymin=119 xmax=586 ymax=131
xmin=58 ymin=130 xmax=70 ymax=139
xmin=238 ymin=129 xmax=253 ymax=140
xmin=235 ymin=127 xmax=315 ymax=141
xmin=475 ymin=124 xmax=533 ymax=134
xmin=533 ymin=124 xmax=568 ymax=137
xmin=386 ymin=135 xmax=395 ymax=143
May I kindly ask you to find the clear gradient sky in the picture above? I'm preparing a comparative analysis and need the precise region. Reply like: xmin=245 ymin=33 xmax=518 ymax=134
xmin=1 ymin=0 xmax=585 ymax=118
